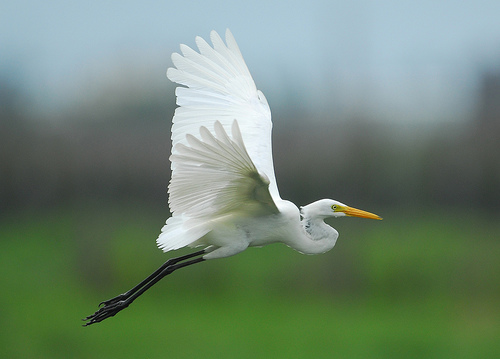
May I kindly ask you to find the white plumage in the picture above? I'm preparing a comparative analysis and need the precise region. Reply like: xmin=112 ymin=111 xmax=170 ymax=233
xmin=158 ymin=30 xmax=281 ymax=257
xmin=157 ymin=120 xmax=277 ymax=253
xmin=166 ymin=30 xmax=276 ymax=199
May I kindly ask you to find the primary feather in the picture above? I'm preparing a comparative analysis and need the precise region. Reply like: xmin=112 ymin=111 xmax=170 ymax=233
xmin=168 ymin=120 xmax=277 ymax=220
xmin=158 ymin=30 xmax=280 ymax=252
xmin=166 ymin=29 xmax=278 ymax=198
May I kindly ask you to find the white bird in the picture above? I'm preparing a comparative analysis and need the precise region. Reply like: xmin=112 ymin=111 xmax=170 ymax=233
xmin=84 ymin=29 xmax=381 ymax=326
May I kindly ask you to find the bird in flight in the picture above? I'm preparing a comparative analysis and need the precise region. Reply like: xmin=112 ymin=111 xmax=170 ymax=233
xmin=83 ymin=29 xmax=382 ymax=326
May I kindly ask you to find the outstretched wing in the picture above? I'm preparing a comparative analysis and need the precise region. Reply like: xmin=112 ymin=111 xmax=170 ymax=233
xmin=157 ymin=121 xmax=278 ymax=252
xmin=166 ymin=29 xmax=280 ymax=200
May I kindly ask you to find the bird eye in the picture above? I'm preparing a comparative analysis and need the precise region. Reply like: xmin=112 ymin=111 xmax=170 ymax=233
xmin=331 ymin=205 xmax=337 ymax=210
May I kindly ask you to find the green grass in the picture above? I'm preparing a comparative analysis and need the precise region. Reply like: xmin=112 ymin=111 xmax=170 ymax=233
xmin=1 ymin=203 xmax=499 ymax=358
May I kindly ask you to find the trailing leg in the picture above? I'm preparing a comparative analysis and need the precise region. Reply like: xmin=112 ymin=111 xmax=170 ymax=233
xmin=83 ymin=249 xmax=206 ymax=326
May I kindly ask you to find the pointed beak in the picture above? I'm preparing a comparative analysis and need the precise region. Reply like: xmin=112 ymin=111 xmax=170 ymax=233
xmin=343 ymin=206 xmax=382 ymax=220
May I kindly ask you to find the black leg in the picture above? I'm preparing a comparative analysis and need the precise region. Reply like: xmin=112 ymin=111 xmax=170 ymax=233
xmin=83 ymin=249 xmax=206 ymax=326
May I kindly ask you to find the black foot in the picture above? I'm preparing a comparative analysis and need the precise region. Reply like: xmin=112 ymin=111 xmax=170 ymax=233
xmin=98 ymin=293 xmax=127 ymax=307
xmin=83 ymin=300 xmax=129 ymax=326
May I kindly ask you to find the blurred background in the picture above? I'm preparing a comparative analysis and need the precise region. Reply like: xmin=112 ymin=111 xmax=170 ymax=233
xmin=1 ymin=0 xmax=499 ymax=358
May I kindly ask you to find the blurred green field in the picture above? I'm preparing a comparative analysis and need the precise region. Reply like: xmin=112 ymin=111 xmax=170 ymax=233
xmin=1 ymin=203 xmax=499 ymax=358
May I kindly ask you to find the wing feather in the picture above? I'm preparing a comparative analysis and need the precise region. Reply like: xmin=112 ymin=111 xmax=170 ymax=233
xmin=157 ymin=30 xmax=281 ymax=252
xmin=166 ymin=29 xmax=278 ymax=198
xmin=168 ymin=120 xmax=277 ymax=218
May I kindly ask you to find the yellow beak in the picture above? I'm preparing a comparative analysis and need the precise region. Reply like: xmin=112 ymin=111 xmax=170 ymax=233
xmin=343 ymin=206 xmax=382 ymax=220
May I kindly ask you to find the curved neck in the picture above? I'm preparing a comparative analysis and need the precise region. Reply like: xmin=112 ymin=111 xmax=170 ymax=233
xmin=288 ymin=216 xmax=339 ymax=255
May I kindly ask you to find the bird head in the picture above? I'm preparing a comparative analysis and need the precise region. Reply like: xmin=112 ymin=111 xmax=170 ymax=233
xmin=300 ymin=199 xmax=382 ymax=220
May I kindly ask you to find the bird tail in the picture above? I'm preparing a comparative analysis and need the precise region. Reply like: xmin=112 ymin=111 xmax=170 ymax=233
xmin=156 ymin=215 xmax=210 ymax=252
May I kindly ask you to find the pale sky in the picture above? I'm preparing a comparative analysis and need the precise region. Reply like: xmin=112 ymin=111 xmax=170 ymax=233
xmin=2 ymin=0 xmax=500 ymax=122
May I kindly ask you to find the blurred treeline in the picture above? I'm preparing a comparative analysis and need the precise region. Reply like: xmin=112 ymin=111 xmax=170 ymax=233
xmin=1 ymin=61 xmax=500 ymax=359
xmin=1 ymin=67 xmax=500 ymax=214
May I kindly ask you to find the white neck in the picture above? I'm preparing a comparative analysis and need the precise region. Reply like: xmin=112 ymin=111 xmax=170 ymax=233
xmin=287 ymin=216 xmax=339 ymax=255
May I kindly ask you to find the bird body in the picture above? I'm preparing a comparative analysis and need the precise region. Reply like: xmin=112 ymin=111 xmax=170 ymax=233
xmin=184 ymin=198 xmax=340 ymax=260
xmin=83 ymin=29 xmax=381 ymax=326
xmin=157 ymin=29 xmax=380 ymax=260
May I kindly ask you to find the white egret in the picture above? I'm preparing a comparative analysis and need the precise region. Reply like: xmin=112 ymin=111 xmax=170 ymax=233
xmin=84 ymin=29 xmax=381 ymax=326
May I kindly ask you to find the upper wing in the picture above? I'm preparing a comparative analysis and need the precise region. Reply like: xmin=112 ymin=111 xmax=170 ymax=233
xmin=166 ymin=29 xmax=280 ymax=200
